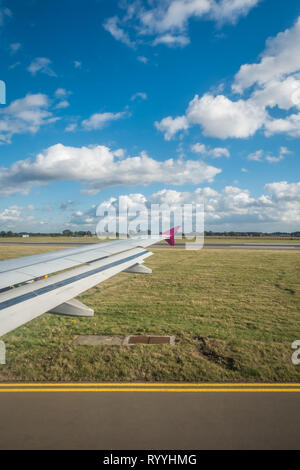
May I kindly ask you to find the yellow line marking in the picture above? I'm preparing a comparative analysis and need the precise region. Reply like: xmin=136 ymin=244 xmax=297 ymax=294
xmin=0 ymin=383 xmax=300 ymax=387
xmin=0 ymin=388 xmax=300 ymax=393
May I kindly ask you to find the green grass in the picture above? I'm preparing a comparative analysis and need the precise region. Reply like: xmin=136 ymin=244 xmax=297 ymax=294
xmin=0 ymin=246 xmax=299 ymax=382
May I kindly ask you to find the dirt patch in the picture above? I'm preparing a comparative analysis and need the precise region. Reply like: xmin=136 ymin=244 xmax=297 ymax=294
xmin=275 ymin=283 xmax=295 ymax=295
xmin=196 ymin=336 xmax=237 ymax=371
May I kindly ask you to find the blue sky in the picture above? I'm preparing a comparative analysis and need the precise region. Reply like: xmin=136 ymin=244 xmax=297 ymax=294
xmin=0 ymin=0 xmax=300 ymax=233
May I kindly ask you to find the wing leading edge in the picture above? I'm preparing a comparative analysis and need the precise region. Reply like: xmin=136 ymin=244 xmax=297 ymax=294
xmin=0 ymin=228 xmax=180 ymax=291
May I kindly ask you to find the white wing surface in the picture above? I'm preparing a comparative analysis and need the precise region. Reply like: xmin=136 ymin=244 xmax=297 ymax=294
xmin=0 ymin=227 xmax=179 ymax=338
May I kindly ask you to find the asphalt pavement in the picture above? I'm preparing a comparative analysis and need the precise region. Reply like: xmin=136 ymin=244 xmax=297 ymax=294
xmin=0 ymin=383 xmax=299 ymax=449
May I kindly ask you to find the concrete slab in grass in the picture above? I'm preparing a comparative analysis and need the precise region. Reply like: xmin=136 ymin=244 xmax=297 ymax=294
xmin=74 ymin=335 xmax=176 ymax=346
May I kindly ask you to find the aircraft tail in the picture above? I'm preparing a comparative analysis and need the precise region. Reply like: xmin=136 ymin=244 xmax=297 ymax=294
xmin=162 ymin=226 xmax=181 ymax=246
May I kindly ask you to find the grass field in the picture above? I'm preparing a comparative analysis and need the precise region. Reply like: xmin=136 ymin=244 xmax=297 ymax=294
xmin=0 ymin=245 xmax=299 ymax=382
xmin=0 ymin=236 xmax=299 ymax=244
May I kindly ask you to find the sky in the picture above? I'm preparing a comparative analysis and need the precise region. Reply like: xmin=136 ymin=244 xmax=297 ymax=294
xmin=0 ymin=0 xmax=300 ymax=233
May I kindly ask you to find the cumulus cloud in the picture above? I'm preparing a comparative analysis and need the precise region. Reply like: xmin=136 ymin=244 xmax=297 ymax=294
xmin=156 ymin=93 xmax=266 ymax=140
xmin=155 ymin=16 xmax=300 ymax=139
xmin=147 ymin=182 xmax=300 ymax=228
xmin=27 ymin=57 xmax=57 ymax=77
xmin=69 ymin=180 xmax=300 ymax=232
xmin=103 ymin=0 xmax=261 ymax=48
xmin=0 ymin=93 xmax=59 ymax=144
xmin=0 ymin=143 xmax=221 ymax=196
xmin=155 ymin=115 xmax=189 ymax=140
xmin=0 ymin=204 xmax=55 ymax=231
xmin=188 ymin=93 xmax=266 ymax=138
xmin=233 ymin=18 xmax=300 ymax=93
xmin=0 ymin=205 xmax=39 ymax=231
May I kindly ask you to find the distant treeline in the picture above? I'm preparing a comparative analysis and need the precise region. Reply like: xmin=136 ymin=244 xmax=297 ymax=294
xmin=0 ymin=230 xmax=93 ymax=237
xmin=204 ymin=231 xmax=300 ymax=237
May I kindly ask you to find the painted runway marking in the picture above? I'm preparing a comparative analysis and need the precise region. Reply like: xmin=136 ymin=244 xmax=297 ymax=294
xmin=1 ymin=383 xmax=300 ymax=392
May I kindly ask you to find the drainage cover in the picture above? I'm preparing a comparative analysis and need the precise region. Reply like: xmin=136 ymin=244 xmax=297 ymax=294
xmin=128 ymin=336 xmax=172 ymax=345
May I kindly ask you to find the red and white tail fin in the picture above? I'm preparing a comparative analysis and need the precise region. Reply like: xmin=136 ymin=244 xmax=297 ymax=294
xmin=162 ymin=225 xmax=181 ymax=246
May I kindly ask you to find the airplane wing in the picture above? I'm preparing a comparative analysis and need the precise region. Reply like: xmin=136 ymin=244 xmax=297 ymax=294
xmin=0 ymin=227 xmax=180 ymax=338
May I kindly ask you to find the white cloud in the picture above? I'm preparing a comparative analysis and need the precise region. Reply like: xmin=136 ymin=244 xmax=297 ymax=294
xmin=82 ymin=111 xmax=127 ymax=130
xmin=155 ymin=115 xmax=189 ymax=140
xmin=210 ymin=0 xmax=262 ymax=25
xmin=9 ymin=42 xmax=21 ymax=54
xmin=139 ymin=0 xmax=211 ymax=34
xmin=152 ymin=34 xmax=190 ymax=47
xmin=104 ymin=0 xmax=261 ymax=48
xmin=156 ymin=93 xmax=266 ymax=139
xmin=149 ymin=181 xmax=300 ymax=228
xmin=54 ymin=89 xmax=71 ymax=110
xmin=27 ymin=57 xmax=57 ymax=77
xmin=247 ymin=149 xmax=263 ymax=161
xmin=103 ymin=16 xmax=135 ymax=48
xmin=0 ymin=206 xmax=23 ymax=222
xmin=248 ymin=147 xmax=292 ymax=163
xmin=0 ymin=143 xmax=221 ymax=196
xmin=232 ymin=16 xmax=300 ymax=137
xmin=156 ymin=16 xmax=300 ymax=139
xmin=233 ymin=17 xmax=300 ymax=93
xmin=65 ymin=123 xmax=77 ymax=133
xmin=55 ymin=88 xmax=68 ymax=98
xmin=0 ymin=93 xmax=59 ymax=144
xmin=0 ymin=7 xmax=12 ymax=27
xmin=191 ymin=142 xmax=230 ymax=158
xmin=0 ymin=205 xmax=38 ymax=231
xmin=265 ymin=112 xmax=300 ymax=137
xmin=137 ymin=56 xmax=148 ymax=63
xmin=186 ymin=94 xmax=266 ymax=139
xmin=130 ymin=92 xmax=147 ymax=101
xmin=55 ymin=100 xmax=70 ymax=110
xmin=71 ymin=180 xmax=300 ymax=232
xmin=74 ymin=60 xmax=82 ymax=69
